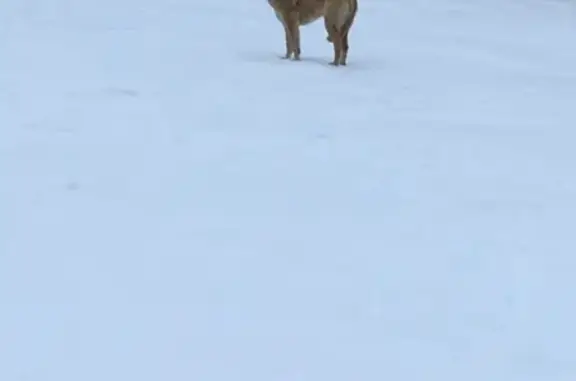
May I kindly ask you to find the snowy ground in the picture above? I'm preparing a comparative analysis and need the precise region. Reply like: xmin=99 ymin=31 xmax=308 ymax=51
xmin=2 ymin=0 xmax=576 ymax=380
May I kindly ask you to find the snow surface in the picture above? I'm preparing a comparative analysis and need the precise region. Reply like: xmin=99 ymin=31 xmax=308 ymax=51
xmin=2 ymin=0 xmax=576 ymax=379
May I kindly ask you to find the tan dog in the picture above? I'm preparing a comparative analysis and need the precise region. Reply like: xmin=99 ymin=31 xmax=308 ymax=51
xmin=324 ymin=0 xmax=358 ymax=66
xmin=268 ymin=0 xmax=326 ymax=60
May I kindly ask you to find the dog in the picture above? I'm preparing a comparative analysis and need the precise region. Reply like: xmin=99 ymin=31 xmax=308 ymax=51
xmin=268 ymin=0 xmax=326 ymax=60
xmin=324 ymin=0 xmax=358 ymax=66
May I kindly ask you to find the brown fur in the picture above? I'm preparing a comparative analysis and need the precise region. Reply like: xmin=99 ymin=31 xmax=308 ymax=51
xmin=324 ymin=0 xmax=358 ymax=66
xmin=268 ymin=0 xmax=326 ymax=60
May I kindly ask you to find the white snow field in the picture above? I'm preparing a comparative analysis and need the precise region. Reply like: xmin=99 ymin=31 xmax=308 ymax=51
xmin=2 ymin=0 xmax=576 ymax=379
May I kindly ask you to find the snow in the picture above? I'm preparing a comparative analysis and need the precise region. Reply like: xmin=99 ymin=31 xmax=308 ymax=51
xmin=2 ymin=0 xmax=576 ymax=379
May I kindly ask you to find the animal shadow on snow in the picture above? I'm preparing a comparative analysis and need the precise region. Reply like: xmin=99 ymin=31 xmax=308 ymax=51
xmin=238 ymin=51 xmax=377 ymax=70
xmin=238 ymin=51 xmax=328 ymax=66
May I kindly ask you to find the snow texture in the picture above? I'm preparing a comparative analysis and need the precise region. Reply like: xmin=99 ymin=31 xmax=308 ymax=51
xmin=2 ymin=0 xmax=576 ymax=380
